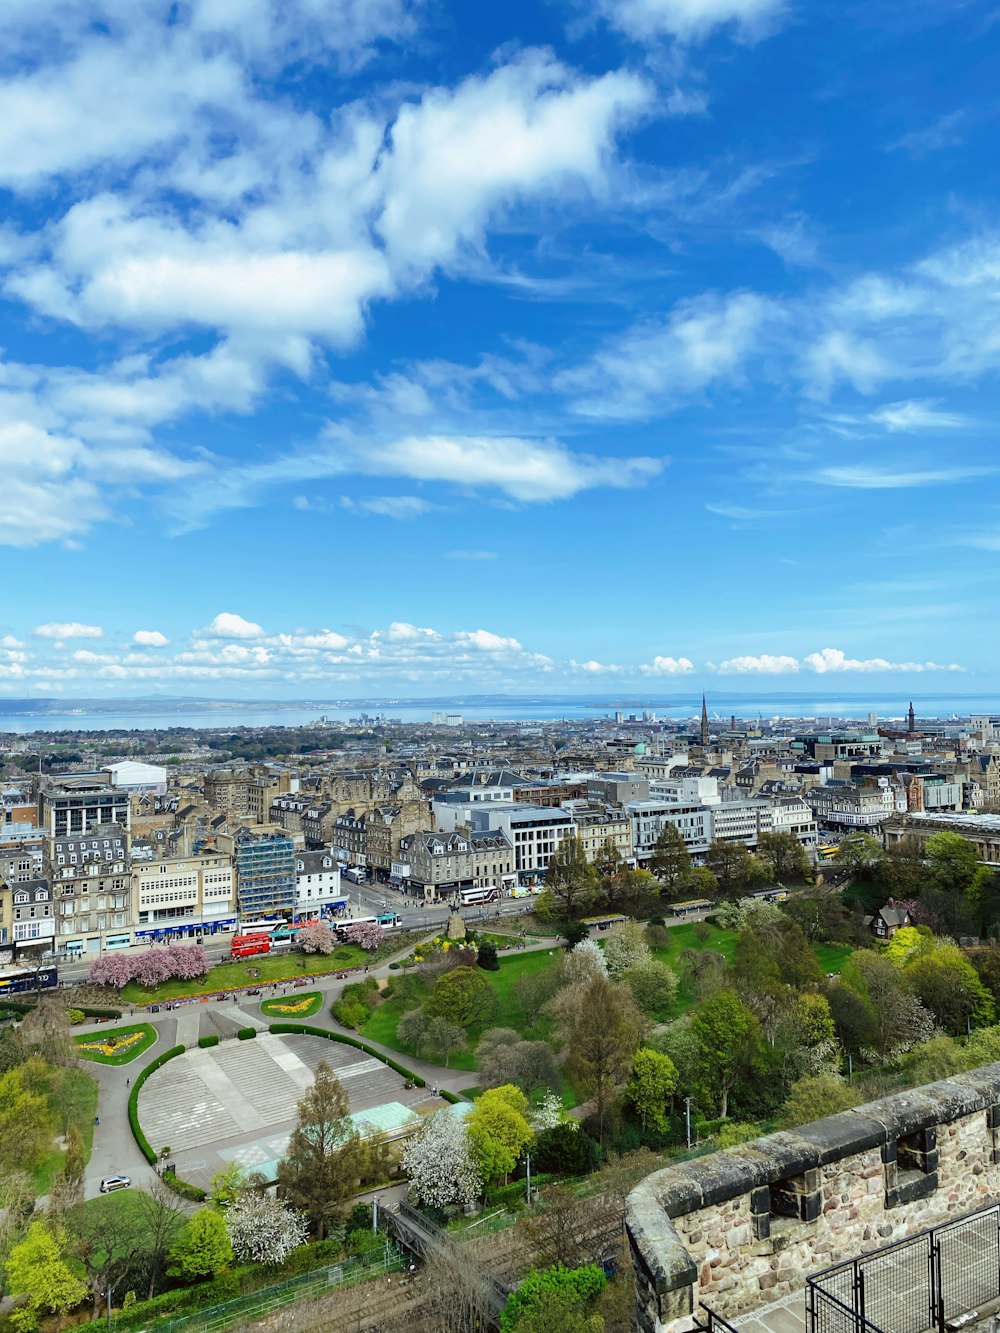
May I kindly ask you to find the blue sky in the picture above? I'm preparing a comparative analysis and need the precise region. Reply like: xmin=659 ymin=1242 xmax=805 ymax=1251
xmin=1 ymin=0 xmax=998 ymax=699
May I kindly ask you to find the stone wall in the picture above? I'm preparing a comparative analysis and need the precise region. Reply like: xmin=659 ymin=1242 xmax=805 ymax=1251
xmin=626 ymin=1064 xmax=1000 ymax=1333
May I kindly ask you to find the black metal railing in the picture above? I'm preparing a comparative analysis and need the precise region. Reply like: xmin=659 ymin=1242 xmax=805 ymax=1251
xmin=697 ymin=1303 xmax=743 ymax=1333
xmin=807 ymin=1202 xmax=1000 ymax=1333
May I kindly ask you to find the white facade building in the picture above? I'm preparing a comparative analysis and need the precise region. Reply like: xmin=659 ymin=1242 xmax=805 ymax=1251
xmin=103 ymin=761 xmax=168 ymax=795
xmin=467 ymin=804 xmax=576 ymax=878
xmin=295 ymin=850 xmax=347 ymax=918
xmin=133 ymin=851 xmax=236 ymax=942
xmin=627 ymin=800 xmax=712 ymax=860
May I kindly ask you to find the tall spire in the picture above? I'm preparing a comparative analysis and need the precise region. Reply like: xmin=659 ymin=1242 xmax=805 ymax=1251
xmin=700 ymin=693 xmax=710 ymax=747
xmin=907 ymin=701 xmax=916 ymax=734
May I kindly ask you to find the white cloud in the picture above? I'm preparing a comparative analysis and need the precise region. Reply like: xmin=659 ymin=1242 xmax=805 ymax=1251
xmin=341 ymin=495 xmax=435 ymax=519
xmin=802 ymin=331 xmax=891 ymax=397
xmin=557 ymin=291 xmax=777 ymax=418
xmin=133 ymin=629 xmax=169 ymax=647
xmin=869 ymin=400 xmax=971 ymax=432
xmin=572 ymin=658 xmax=622 ymax=673
xmin=455 ymin=629 xmax=523 ymax=652
xmin=205 ymin=612 xmax=266 ymax=639
xmin=34 ymin=621 xmax=103 ymax=639
xmin=386 ymin=622 xmax=440 ymax=642
xmin=804 ymin=648 xmax=965 ymax=674
xmin=816 ymin=465 xmax=992 ymax=489
xmin=640 ymin=655 xmax=695 ymax=674
xmin=710 ymin=654 xmax=800 ymax=674
xmin=592 ymin=0 xmax=785 ymax=42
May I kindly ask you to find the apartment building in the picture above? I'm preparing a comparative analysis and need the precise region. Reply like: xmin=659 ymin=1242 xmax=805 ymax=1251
xmin=560 ymin=800 xmax=634 ymax=862
xmin=233 ymin=829 xmax=296 ymax=919
xmin=132 ymin=848 xmax=237 ymax=942
xmin=38 ymin=776 xmax=131 ymax=837
xmin=467 ymin=804 xmax=576 ymax=878
xmin=295 ymin=850 xmax=347 ymax=919
xmin=45 ymin=825 xmax=132 ymax=955
xmin=627 ymin=800 xmax=712 ymax=861
xmin=398 ymin=828 xmax=516 ymax=898
xmin=806 ymin=783 xmax=897 ymax=828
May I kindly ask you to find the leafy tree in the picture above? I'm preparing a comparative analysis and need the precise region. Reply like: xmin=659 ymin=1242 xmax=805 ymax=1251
xmin=884 ymin=925 xmax=933 ymax=967
xmin=277 ymin=1063 xmax=368 ymax=1239
xmin=534 ymin=1122 xmax=600 ymax=1175
xmin=926 ymin=831 xmax=980 ymax=894
xmin=651 ymin=825 xmax=691 ymax=894
xmin=478 ymin=1029 xmax=558 ymax=1095
xmin=624 ymin=1047 xmax=677 ymax=1133
xmin=841 ymin=951 xmax=934 ymax=1059
xmin=561 ymin=976 xmax=644 ymax=1146
xmin=687 ymin=865 xmax=720 ymax=899
xmin=49 ymin=1126 xmax=85 ymax=1216
xmin=690 ymin=990 xmax=761 ymax=1118
xmin=169 ymin=1209 xmax=232 ymax=1280
xmin=297 ymin=922 xmax=336 ymax=954
xmin=424 ymin=1017 xmax=467 ymax=1067
xmin=467 ymin=1085 xmax=534 ymax=1183
xmin=210 ymin=1161 xmax=247 ymax=1209
xmin=903 ymin=944 xmax=995 ymax=1034
xmin=603 ymin=921 xmax=651 ymax=978
xmin=537 ymin=837 xmax=599 ymax=920
xmin=397 ymin=1007 xmax=429 ymax=1053
xmin=963 ymin=1022 xmax=1000 ymax=1068
xmin=704 ymin=842 xmax=768 ymax=900
xmin=424 ymin=966 xmax=498 ymax=1029
xmin=620 ymin=961 xmax=679 ymax=1017
xmin=0 ymin=1174 xmax=36 ymax=1301
xmin=874 ymin=839 xmax=926 ymax=901
xmin=6 ymin=1221 xmax=87 ymax=1333
xmin=781 ymin=891 xmax=850 ymax=943
xmin=477 ymin=940 xmax=500 ymax=971
xmin=834 ymin=833 xmax=885 ymax=882
xmin=500 ymin=1263 xmax=606 ymax=1333
xmin=132 ymin=1182 xmax=184 ymax=1300
xmin=825 ymin=981 xmax=877 ymax=1059
xmin=224 ymin=1193 xmax=309 ymax=1265
xmin=966 ymin=946 xmax=1000 ymax=1009
xmin=515 ymin=967 xmax=560 ymax=1027
xmin=757 ymin=832 xmax=811 ymax=883
xmin=563 ymin=938 xmax=608 ymax=984
xmin=401 ymin=1109 xmax=482 ymax=1209
xmin=906 ymin=1035 xmax=968 ymax=1087
xmin=777 ymin=1075 xmax=860 ymax=1129
xmin=676 ymin=947 xmax=727 ymax=1002
xmin=0 ymin=1060 xmax=56 ymax=1175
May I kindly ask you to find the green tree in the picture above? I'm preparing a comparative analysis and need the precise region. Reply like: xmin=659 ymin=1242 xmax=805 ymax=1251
xmin=841 ymin=951 xmax=934 ymax=1059
xmin=0 ymin=1060 xmax=56 ymax=1175
xmin=620 ymin=960 xmax=679 ymax=1017
xmin=424 ymin=966 xmax=498 ymax=1029
xmin=209 ymin=1161 xmax=246 ymax=1209
xmin=884 ymin=925 xmax=933 ymax=967
xmin=757 ymin=832 xmax=810 ymax=883
xmin=690 ymin=990 xmax=761 ymax=1118
xmin=906 ymin=1034 xmax=968 ymax=1087
xmin=904 ymin=944 xmax=995 ymax=1034
xmin=277 ymin=1063 xmax=367 ymax=1239
xmin=537 ymin=837 xmax=599 ymax=921
xmin=500 ymin=1263 xmax=606 ymax=1333
xmin=926 ymin=831 xmax=980 ymax=894
xmin=560 ymin=976 xmax=644 ymax=1146
xmin=777 ymin=1075 xmax=859 ymax=1129
xmin=834 ymin=833 xmax=885 ymax=882
xmin=704 ymin=842 xmax=768 ymax=900
xmin=7 ymin=1221 xmax=87 ymax=1333
xmin=781 ymin=891 xmax=850 ymax=943
xmin=424 ymin=1017 xmax=467 ymax=1067
xmin=624 ymin=1047 xmax=677 ymax=1134
xmin=168 ymin=1209 xmax=232 ymax=1281
xmin=467 ymin=1085 xmax=534 ymax=1184
xmin=825 ymin=981 xmax=878 ymax=1058
xmin=651 ymin=825 xmax=691 ymax=894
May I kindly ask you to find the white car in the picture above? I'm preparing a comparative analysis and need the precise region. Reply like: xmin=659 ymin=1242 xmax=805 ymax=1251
xmin=100 ymin=1175 xmax=131 ymax=1193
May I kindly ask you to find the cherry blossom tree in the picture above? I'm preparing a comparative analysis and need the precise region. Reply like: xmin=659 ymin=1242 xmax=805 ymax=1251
xmin=224 ymin=1192 xmax=309 ymax=1265
xmin=401 ymin=1110 xmax=482 ymax=1210
xmin=297 ymin=922 xmax=336 ymax=955
xmin=87 ymin=953 xmax=133 ymax=989
xmin=87 ymin=944 xmax=210 ymax=990
xmin=343 ymin=921 xmax=383 ymax=951
xmin=563 ymin=938 xmax=608 ymax=985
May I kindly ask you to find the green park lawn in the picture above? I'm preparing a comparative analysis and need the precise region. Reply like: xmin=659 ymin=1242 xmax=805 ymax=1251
xmin=34 ymin=1068 xmax=98 ymax=1194
xmin=120 ymin=944 xmax=369 ymax=1004
xmin=75 ymin=1023 xmax=158 ymax=1065
xmin=260 ymin=990 xmax=323 ymax=1019
xmin=814 ymin=941 xmax=853 ymax=975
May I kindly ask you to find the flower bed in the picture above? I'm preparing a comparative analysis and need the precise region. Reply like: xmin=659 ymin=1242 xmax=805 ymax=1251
xmin=259 ymin=990 xmax=323 ymax=1018
xmin=75 ymin=1023 xmax=158 ymax=1065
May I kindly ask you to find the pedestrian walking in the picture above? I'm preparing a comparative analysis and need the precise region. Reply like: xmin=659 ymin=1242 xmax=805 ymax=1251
xmin=94 ymin=1115 xmax=100 ymax=1126
xmin=125 ymin=1077 xmax=130 ymax=1087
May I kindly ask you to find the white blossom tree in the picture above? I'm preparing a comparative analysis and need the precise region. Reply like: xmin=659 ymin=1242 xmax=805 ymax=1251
xmin=563 ymin=937 xmax=608 ymax=984
xmin=224 ymin=1192 xmax=309 ymax=1265
xmin=603 ymin=921 xmax=651 ymax=978
xmin=401 ymin=1110 xmax=482 ymax=1210
xmin=530 ymin=1091 xmax=565 ymax=1133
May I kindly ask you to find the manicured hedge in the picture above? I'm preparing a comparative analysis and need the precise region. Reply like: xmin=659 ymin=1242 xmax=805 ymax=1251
xmin=162 ymin=1167 xmax=207 ymax=1202
xmin=237 ymin=1027 xmax=257 ymax=1040
xmin=198 ymin=1034 xmax=219 ymax=1048
xmin=439 ymin=1089 xmax=463 ymax=1105
xmin=128 ymin=1044 xmax=185 ymax=1164
xmin=267 ymin=1023 xmax=426 ymax=1087
xmin=0 ymin=1000 xmax=122 ymax=1019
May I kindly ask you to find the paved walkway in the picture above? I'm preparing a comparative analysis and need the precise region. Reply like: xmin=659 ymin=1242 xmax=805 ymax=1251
xmin=737 ymin=1290 xmax=808 ymax=1333
xmin=77 ymin=929 xmax=562 ymax=1198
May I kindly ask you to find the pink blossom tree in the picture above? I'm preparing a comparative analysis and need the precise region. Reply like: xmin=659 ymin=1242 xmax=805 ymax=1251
xmin=343 ymin=921 xmax=383 ymax=952
xmin=87 ymin=954 xmax=134 ymax=989
xmin=297 ymin=922 xmax=335 ymax=955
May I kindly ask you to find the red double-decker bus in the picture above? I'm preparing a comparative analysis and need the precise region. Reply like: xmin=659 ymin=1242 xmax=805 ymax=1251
xmin=230 ymin=933 xmax=271 ymax=959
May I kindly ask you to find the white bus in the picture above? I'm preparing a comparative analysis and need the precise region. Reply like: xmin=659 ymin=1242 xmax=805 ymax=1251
xmin=459 ymin=887 xmax=500 ymax=907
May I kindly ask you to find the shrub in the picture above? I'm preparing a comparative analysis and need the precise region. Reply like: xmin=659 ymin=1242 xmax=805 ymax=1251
xmin=66 ymin=1008 xmax=86 ymax=1025
xmin=477 ymin=940 xmax=500 ymax=971
xmin=237 ymin=1028 xmax=256 ymax=1041
xmin=345 ymin=1228 xmax=383 ymax=1256
xmin=162 ymin=1167 xmax=208 ymax=1202
xmin=129 ymin=1044 xmax=185 ymax=1164
xmin=331 ymin=999 xmax=368 ymax=1030
xmin=198 ymin=1035 xmax=219 ymax=1049
xmin=534 ymin=1122 xmax=601 ymax=1176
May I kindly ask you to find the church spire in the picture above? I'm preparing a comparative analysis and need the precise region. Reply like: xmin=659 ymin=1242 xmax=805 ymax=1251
xmin=907 ymin=701 xmax=916 ymax=734
xmin=700 ymin=694 xmax=710 ymax=747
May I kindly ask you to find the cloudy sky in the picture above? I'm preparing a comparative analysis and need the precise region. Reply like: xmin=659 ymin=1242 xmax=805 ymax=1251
xmin=1 ymin=0 xmax=997 ymax=698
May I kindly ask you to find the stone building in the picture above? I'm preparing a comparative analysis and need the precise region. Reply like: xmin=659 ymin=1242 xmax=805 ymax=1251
xmin=627 ymin=1064 xmax=1000 ymax=1333
xmin=398 ymin=828 xmax=516 ymax=899
xmin=45 ymin=824 xmax=131 ymax=956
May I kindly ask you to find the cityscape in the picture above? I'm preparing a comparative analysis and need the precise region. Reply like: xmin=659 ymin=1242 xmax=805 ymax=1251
xmin=3 ymin=0 xmax=1000 ymax=1330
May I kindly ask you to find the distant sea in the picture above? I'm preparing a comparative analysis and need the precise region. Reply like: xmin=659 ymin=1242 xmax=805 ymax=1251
xmin=0 ymin=693 xmax=998 ymax=732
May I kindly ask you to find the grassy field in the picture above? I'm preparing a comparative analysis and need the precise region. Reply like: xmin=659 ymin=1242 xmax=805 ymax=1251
xmin=814 ymin=941 xmax=853 ymax=975
xmin=361 ymin=948 xmax=563 ymax=1073
xmin=75 ymin=1023 xmax=158 ymax=1065
xmin=120 ymin=944 xmax=369 ymax=1003
xmin=34 ymin=1067 xmax=98 ymax=1194
xmin=260 ymin=990 xmax=323 ymax=1019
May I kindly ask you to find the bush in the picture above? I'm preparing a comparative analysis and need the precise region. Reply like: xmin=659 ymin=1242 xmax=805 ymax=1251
xmin=477 ymin=940 xmax=500 ymax=971
xmin=66 ymin=1008 xmax=86 ymax=1025
xmin=237 ymin=1028 xmax=256 ymax=1040
xmin=534 ymin=1122 xmax=601 ymax=1176
xmin=331 ymin=999 xmax=368 ymax=1030
xmin=162 ymin=1167 xmax=208 ymax=1202
xmin=348 ymin=1203 xmax=373 ymax=1231
xmin=198 ymin=1035 xmax=219 ymax=1048
xmin=345 ymin=1228 xmax=383 ymax=1256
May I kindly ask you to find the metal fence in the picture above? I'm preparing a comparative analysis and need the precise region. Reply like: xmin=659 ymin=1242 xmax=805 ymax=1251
xmin=807 ymin=1203 xmax=1000 ymax=1333
xmin=697 ymin=1303 xmax=743 ymax=1333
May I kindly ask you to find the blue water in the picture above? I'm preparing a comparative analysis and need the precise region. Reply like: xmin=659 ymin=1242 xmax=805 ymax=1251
xmin=0 ymin=694 xmax=994 ymax=732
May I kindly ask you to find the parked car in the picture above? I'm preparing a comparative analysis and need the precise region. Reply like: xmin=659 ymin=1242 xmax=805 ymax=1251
xmin=100 ymin=1175 xmax=131 ymax=1193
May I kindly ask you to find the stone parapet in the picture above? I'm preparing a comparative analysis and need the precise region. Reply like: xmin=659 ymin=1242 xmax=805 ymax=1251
xmin=626 ymin=1064 xmax=1000 ymax=1333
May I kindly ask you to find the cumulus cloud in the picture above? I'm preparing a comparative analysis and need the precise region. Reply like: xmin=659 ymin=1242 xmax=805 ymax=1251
xmin=640 ymin=656 xmax=695 ymax=674
xmin=205 ymin=612 xmax=266 ymax=639
xmin=133 ymin=629 xmax=168 ymax=647
xmin=803 ymin=648 xmax=965 ymax=674
xmin=710 ymin=654 xmax=800 ymax=674
xmin=572 ymin=659 xmax=622 ymax=673
xmin=34 ymin=621 xmax=103 ymax=639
